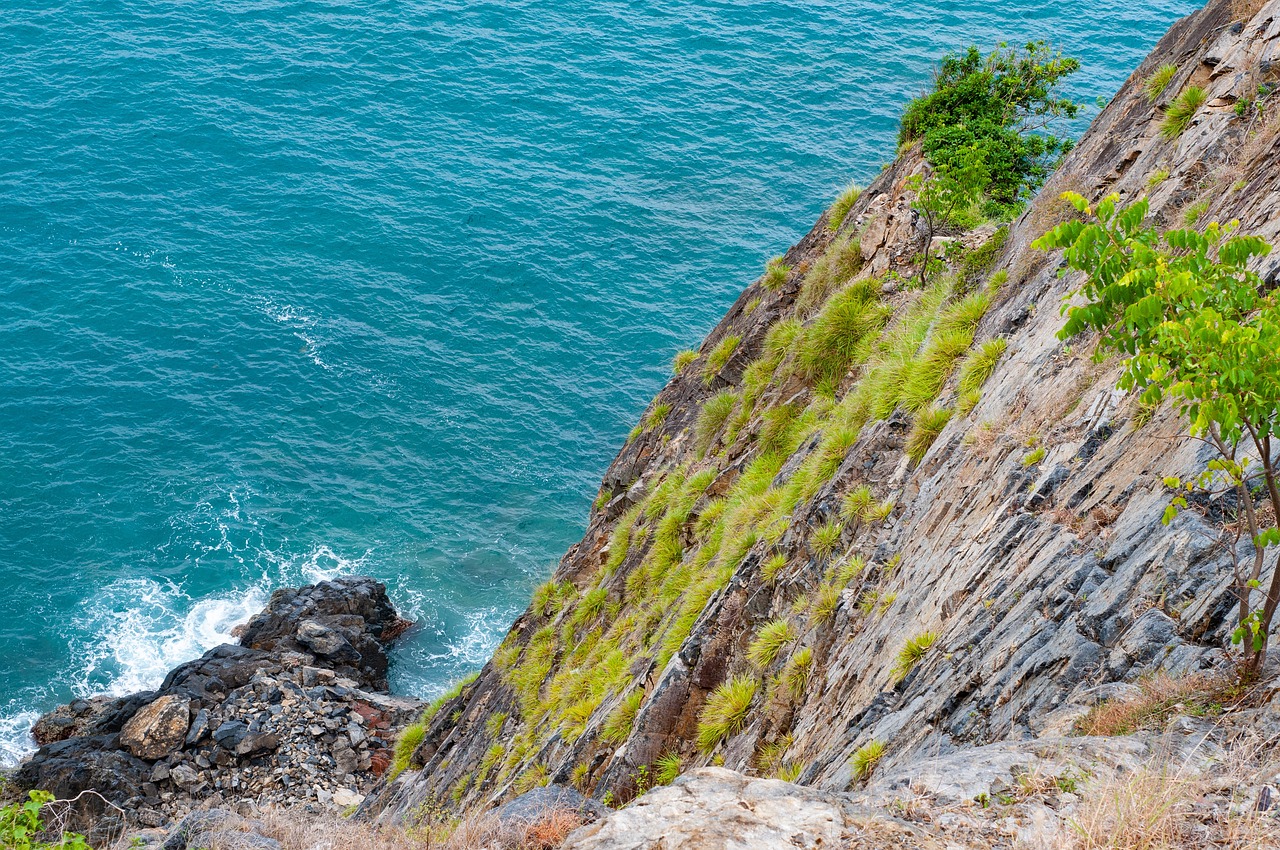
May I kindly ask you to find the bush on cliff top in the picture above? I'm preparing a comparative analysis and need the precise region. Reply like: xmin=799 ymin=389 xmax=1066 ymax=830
xmin=900 ymin=41 xmax=1080 ymax=215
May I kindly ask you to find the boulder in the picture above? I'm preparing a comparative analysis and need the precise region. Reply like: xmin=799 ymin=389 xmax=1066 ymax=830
xmin=494 ymin=785 xmax=609 ymax=827
xmin=120 ymin=695 xmax=192 ymax=760
xmin=561 ymin=768 xmax=853 ymax=850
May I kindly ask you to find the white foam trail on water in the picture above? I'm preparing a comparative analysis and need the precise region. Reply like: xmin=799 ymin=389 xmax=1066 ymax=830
xmin=76 ymin=577 xmax=270 ymax=698
xmin=0 ymin=707 xmax=41 ymax=767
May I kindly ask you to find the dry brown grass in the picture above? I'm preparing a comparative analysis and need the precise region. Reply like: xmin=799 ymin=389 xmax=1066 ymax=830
xmin=248 ymin=804 xmax=587 ymax=850
xmin=1076 ymin=672 xmax=1245 ymax=737
xmin=1070 ymin=733 xmax=1280 ymax=850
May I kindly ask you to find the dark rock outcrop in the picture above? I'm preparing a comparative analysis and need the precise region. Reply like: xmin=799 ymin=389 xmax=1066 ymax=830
xmin=13 ymin=578 xmax=421 ymax=833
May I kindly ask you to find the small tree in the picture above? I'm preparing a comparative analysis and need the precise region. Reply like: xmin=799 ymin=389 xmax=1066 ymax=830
xmin=1035 ymin=193 xmax=1280 ymax=674
xmin=907 ymin=146 xmax=989 ymax=287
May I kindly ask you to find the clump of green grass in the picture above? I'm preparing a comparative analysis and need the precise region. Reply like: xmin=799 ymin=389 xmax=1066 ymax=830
xmin=781 ymin=647 xmax=813 ymax=701
xmin=644 ymin=402 xmax=671 ymax=431
xmin=797 ymin=230 xmax=865 ymax=312
xmin=900 ymin=328 xmax=974 ymax=413
xmin=958 ymin=227 xmax=1008 ymax=288
xmin=655 ymin=751 xmax=683 ymax=785
xmin=774 ymin=762 xmax=804 ymax=782
xmin=673 ymin=349 xmax=698 ymax=374
xmin=827 ymin=182 xmax=862 ymax=232
xmin=1183 ymin=200 xmax=1209 ymax=227
xmin=957 ymin=337 xmax=1008 ymax=395
xmin=514 ymin=764 xmax=550 ymax=794
xmin=810 ymin=519 xmax=844 ymax=560
xmin=1021 ymin=446 xmax=1046 ymax=466
xmin=796 ymin=283 xmax=887 ymax=390
xmin=1160 ymin=86 xmax=1206 ymax=139
xmin=697 ymin=675 xmax=758 ymax=751
xmin=762 ymin=552 xmax=789 ymax=583
xmin=600 ymin=690 xmax=644 ymax=744
xmin=485 ymin=711 xmax=508 ymax=737
xmin=755 ymin=733 xmax=794 ymax=774
xmin=906 ymin=405 xmax=954 ymax=464
xmin=695 ymin=390 xmax=739 ymax=453
xmin=763 ymin=318 xmax=802 ymax=364
xmin=1147 ymin=168 xmax=1170 ymax=188
xmin=703 ymin=335 xmax=742 ymax=383
xmin=809 ymin=582 xmax=842 ymax=626
xmin=864 ymin=499 xmax=894 ymax=522
xmin=891 ymin=631 xmax=938 ymax=682
xmin=850 ymin=740 xmax=886 ymax=781
xmin=763 ymin=256 xmax=791 ymax=290
xmin=390 ymin=722 xmax=426 ymax=778
xmin=1144 ymin=63 xmax=1177 ymax=104
xmin=747 ymin=619 xmax=796 ymax=669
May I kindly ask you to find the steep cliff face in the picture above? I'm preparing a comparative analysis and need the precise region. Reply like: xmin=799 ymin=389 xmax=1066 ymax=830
xmin=367 ymin=0 xmax=1280 ymax=824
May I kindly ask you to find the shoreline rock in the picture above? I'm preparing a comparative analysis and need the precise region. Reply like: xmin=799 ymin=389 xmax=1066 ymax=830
xmin=12 ymin=577 xmax=423 ymax=837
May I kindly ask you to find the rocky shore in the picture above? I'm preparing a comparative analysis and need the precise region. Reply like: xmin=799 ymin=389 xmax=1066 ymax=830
xmin=11 ymin=577 xmax=424 ymax=837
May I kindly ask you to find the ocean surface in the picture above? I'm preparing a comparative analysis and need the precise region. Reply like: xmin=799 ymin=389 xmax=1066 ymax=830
xmin=0 ymin=0 xmax=1195 ymax=764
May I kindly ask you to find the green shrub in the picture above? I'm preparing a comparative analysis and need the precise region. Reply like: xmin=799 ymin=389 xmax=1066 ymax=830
xmin=673 ymin=349 xmax=698 ymax=374
xmin=851 ymin=740 xmax=886 ymax=781
xmin=1160 ymin=86 xmax=1206 ymax=139
xmin=891 ymin=631 xmax=939 ymax=681
xmin=906 ymin=405 xmax=954 ymax=464
xmin=1 ymin=792 xmax=91 ymax=850
xmin=899 ymin=41 xmax=1080 ymax=210
xmin=763 ymin=256 xmax=790 ymax=290
xmin=703 ymin=335 xmax=742 ymax=383
xmin=697 ymin=675 xmax=758 ymax=751
xmin=1143 ymin=64 xmax=1177 ymax=104
xmin=763 ymin=318 xmax=803 ymax=364
xmin=827 ymin=182 xmax=862 ymax=232
xmin=747 ymin=619 xmax=796 ymax=669
xmin=957 ymin=337 xmax=1008 ymax=394
xmin=695 ymin=390 xmax=739 ymax=453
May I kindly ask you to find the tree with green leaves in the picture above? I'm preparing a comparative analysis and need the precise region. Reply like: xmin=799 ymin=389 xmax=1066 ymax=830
xmin=1035 ymin=192 xmax=1280 ymax=674
xmin=901 ymin=41 xmax=1080 ymax=216
xmin=907 ymin=146 xmax=989 ymax=287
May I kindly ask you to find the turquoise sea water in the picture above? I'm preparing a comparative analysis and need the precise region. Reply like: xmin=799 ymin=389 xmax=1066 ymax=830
xmin=0 ymin=0 xmax=1195 ymax=763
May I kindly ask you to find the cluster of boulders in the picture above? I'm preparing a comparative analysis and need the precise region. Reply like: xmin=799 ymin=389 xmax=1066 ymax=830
xmin=13 ymin=578 xmax=423 ymax=835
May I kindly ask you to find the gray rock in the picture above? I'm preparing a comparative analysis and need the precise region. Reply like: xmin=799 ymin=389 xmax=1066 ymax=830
xmin=494 ymin=784 xmax=609 ymax=827
xmin=212 ymin=720 xmax=249 ymax=750
xmin=561 ymin=769 xmax=855 ymax=850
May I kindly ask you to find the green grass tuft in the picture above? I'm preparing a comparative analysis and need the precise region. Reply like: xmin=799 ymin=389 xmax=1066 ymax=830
xmin=827 ymin=182 xmax=862 ymax=232
xmin=1144 ymin=64 xmax=1177 ymax=104
xmin=695 ymin=390 xmax=739 ymax=454
xmin=762 ymin=552 xmax=789 ymax=584
xmin=1160 ymin=85 xmax=1206 ymax=139
xmin=899 ymin=328 xmax=974 ymax=413
xmin=796 ymin=283 xmax=887 ymax=389
xmin=703 ymin=335 xmax=742 ymax=384
xmin=891 ymin=631 xmax=938 ymax=682
xmin=746 ymin=619 xmax=796 ymax=669
xmin=763 ymin=256 xmax=791 ymax=290
xmin=672 ymin=349 xmax=698 ymax=374
xmin=956 ymin=337 xmax=1008 ymax=395
xmin=906 ymin=405 xmax=954 ymax=465
xmin=781 ymin=647 xmax=813 ymax=702
xmin=1021 ymin=446 xmax=1046 ymax=466
xmin=655 ymin=751 xmax=683 ymax=785
xmin=390 ymin=722 xmax=426 ymax=779
xmin=1183 ymin=200 xmax=1209 ymax=227
xmin=600 ymin=690 xmax=644 ymax=744
xmin=797 ymin=230 xmax=865 ymax=312
xmin=810 ymin=519 xmax=844 ymax=560
xmin=697 ymin=675 xmax=758 ymax=752
xmin=850 ymin=739 xmax=886 ymax=781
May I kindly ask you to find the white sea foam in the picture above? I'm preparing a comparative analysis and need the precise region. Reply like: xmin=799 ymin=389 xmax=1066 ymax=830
xmin=0 ymin=707 xmax=41 ymax=767
xmin=76 ymin=577 xmax=270 ymax=698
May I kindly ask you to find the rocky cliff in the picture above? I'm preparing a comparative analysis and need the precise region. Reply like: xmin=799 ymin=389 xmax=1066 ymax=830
xmin=362 ymin=0 xmax=1280 ymax=833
